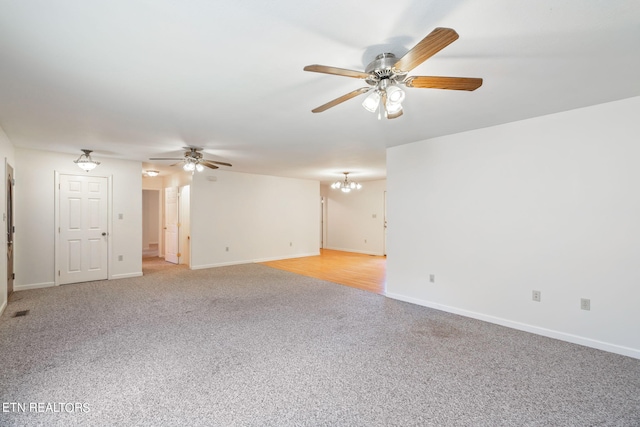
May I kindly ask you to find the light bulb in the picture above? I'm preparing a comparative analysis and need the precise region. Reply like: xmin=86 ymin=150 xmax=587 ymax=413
xmin=183 ymin=162 xmax=196 ymax=171
xmin=195 ymin=163 xmax=204 ymax=172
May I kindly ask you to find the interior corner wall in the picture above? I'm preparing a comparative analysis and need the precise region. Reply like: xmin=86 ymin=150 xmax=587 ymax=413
xmin=189 ymin=170 xmax=319 ymax=269
xmin=14 ymin=148 xmax=143 ymax=289
xmin=386 ymin=96 xmax=640 ymax=359
xmin=0 ymin=125 xmax=15 ymax=315
xmin=324 ymin=179 xmax=386 ymax=255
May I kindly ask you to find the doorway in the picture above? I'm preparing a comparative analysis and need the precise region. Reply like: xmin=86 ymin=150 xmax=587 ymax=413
xmin=142 ymin=189 xmax=161 ymax=258
xmin=320 ymin=196 xmax=325 ymax=249
xmin=6 ymin=161 xmax=14 ymax=296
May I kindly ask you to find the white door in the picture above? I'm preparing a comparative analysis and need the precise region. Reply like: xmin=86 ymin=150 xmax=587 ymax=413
xmin=164 ymin=187 xmax=179 ymax=264
xmin=179 ymin=185 xmax=190 ymax=266
xmin=59 ymin=174 xmax=108 ymax=284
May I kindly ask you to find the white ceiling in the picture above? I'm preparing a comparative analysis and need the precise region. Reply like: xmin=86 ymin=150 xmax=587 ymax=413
xmin=1 ymin=0 xmax=638 ymax=183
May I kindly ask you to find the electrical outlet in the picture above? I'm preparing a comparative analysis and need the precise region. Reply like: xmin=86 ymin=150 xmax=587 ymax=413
xmin=225 ymin=247 xmax=229 ymax=252
xmin=532 ymin=290 xmax=541 ymax=302
xmin=581 ymin=298 xmax=591 ymax=311
xmin=429 ymin=274 xmax=435 ymax=283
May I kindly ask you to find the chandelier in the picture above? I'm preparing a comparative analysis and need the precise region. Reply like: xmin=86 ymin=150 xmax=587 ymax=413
xmin=331 ymin=172 xmax=362 ymax=193
xmin=74 ymin=149 xmax=100 ymax=172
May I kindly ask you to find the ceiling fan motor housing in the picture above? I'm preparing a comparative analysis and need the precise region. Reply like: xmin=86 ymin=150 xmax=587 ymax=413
xmin=185 ymin=148 xmax=203 ymax=159
xmin=365 ymin=53 xmax=405 ymax=86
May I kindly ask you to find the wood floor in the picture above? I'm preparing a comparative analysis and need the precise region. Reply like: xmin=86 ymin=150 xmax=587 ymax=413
xmin=259 ymin=249 xmax=386 ymax=295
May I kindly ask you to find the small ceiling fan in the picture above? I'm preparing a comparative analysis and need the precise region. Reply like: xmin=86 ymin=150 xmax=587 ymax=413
xmin=304 ymin=27 xmax=482 ymax=119
xmin=150 ymin=147 xmax=232 ymax=172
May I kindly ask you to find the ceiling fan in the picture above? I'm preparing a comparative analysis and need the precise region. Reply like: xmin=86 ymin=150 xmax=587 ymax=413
xmin=150 ymin=147 xmax=232 ymax=172
xmin=304 ymin=27 xmax=482 ymax=119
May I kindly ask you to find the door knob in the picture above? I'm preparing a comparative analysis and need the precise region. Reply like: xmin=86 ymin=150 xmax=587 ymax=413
xmin=102 ymin=232 xmax=107 ymax=236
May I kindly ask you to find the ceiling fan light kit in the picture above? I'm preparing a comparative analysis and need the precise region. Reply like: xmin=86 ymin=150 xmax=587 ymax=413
xmin=150 ymin=147 xmax=233 ymax=174
xmin=74 ymin=149 xmax=100 ymax=172
xmin=145 ymin=170 xmax=159 ymax=177
xmin=331 ymin=172 xmax=362 ymax=193
xmin=304 ymin=27 xmax=482 ymax=119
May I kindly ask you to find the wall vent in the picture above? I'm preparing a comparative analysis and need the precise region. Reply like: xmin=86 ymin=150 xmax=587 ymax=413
xmin=12 ymin=310 xmax=29 ymax=317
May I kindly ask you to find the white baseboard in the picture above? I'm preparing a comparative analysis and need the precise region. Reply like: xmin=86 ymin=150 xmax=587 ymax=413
xmin=191 ymin=260 xmax=249 ymax=270
xmin=253 ymin=252 xmax=319 ymax=263
xmin=14 ymin=282 xmax=55 ymax=291
xmin=110 ymin=272 xmax=143 ymax=280
xmin=323 ymin=246 xmax=384 ymax=256
xmin=191 ymin=252 xmax=320 ymax=270
xmin=385 ymin=291 xmax=640 ymax=360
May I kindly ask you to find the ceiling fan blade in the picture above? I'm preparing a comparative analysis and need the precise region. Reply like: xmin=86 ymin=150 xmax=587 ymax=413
xmin=393 ymin=27 xmax=459 ymax=72
xmin=170 ymin=162 xmax=181 ymax=167
xmin=204 ymin=160 xmax=232 ymax=167
xmin=404 ymin=76 xmax=483 ymax=91
xmin=149 ymin=157 xmax=184 ymax=161
xmin=312 ymin=87 xmax=370 ymax=113
xmin=304 ymin=64 xmax=370 ymax=79
xmin=200 ymin=161 xmax=219 ymax=170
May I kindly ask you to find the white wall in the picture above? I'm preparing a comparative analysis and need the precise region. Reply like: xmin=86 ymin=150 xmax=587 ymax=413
xmin=323 ymin=180 xmax=386 ymax=255
xmin=190 ymin=170 xmax=319 ymax=268
xmin=14 ymin=148 xmax=143 ymax=289
xmin=386 ymin=96 xmax=640 ymax=359
xmin=0 ymin=125 xmax=15 ymax=315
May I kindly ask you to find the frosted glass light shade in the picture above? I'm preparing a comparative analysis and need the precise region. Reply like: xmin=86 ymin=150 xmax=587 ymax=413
xmin=362 ymin=90 xmax=381 ymax=113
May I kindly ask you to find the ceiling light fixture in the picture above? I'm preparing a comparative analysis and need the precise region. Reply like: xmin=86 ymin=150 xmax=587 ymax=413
xmin=183 ymin=159 xmax=196 ymax=172
xmin=362 ymin=78 xmax=406 ymax=119
xmin=182 ymin=155 xmax=207 ymax=173
xmin=330 ymin=172 xmax=362 ymax=193
xmin=74 ymin=149 xmax=100 ymax=172
xmin=145 ymin=170 xmax=159 ymax=177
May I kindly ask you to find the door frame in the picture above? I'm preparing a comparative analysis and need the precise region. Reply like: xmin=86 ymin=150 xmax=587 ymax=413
xmin=6 ymin=160 xmax=14 ymax=296
xmin=54 ymin=172 xmax=113 ymax=286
